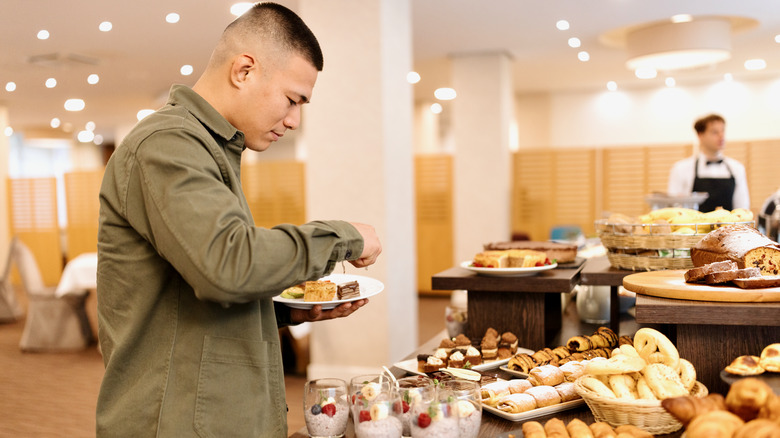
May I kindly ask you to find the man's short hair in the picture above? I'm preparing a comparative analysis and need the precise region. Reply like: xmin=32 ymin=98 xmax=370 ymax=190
xmin=694 ymin=114 xmax=725 ymax=134
xmin=226 ymin=2 xmax=323 ymax=71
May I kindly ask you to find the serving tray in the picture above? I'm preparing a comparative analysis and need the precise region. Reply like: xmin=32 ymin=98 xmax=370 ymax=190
xmin=622 ymin=270 xmax=780 ymax=302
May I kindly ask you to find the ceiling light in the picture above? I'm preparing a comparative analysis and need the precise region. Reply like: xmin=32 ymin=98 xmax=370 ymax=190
xmin=77 ymin=130 xmax=95 ymax=143
xmin=166 ymin=13 xmax=180 ymax=24
xmin=86 ymin=121 xmax=96 ymax=131
xmin=230 ymin=2 xmax=254 ymax=17
xmin=744 ymin=59 xmax=766 ymax=70
xmin=671 ymin=14 xmax=693 ymax=24
xmin=50 ymin=118 xmax=61 ymax=128
xmin=635 ymin=67 xmax=658 ymax=79
xmin=4 ymin=127 xmax=13 ymax=137
xmin=45 ymin=78 xmax=57 ymax=88
xmin=430 ymin=103 xmax=442 ymax=114
xmin=665 ymin=77 xmax=676 ymax=87
xmin=137 ymin=109 xmax=155 ymax=121
xmin=99 ymin=21 xmax=113 ymax=32
xmin=556 ymin=20 xmax=569 ymax=31
xmin=5 ymin=82 xmax=16 ymax=92
xmin=406 ymin=71 xmax=420 ymax=84
xmin=775 ymin=35 xmax=780 ymax=43
xmin=87 ymin=74 xmax=100 ymax=85
xmin=568 ymin=37 xmax=581 ymax=48
xmin=724 ymin=73 xmax=734 ymax=82
xmin=606 ymin=81 xmax=618 ymax=91
xmin=93 ymin=135 xmax=104 ymax=145
xmin=37 ymin=30 xmax=50 ymax=40
xmin=64 ymin=98 xmax=85 ymax=111
xmin=578 ymin=51 xmax=590 ymax=62
xmin=434 ymin=88 xmax=456 ymax=100
xmin=180 ymin=65 xmax=193 ymax=76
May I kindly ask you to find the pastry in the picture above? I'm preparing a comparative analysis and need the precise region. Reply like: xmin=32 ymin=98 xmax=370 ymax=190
xmin=725 ymin=355 xmax=765 ymax=376
xmin=484 ymin=327 xmax=499 ymax=339
xmin=525 ymin=385 xmax=562 ymax=408
xmin=528 ymin=364 xmax=565 ymax=386
xmin=497 ymin=392 xmax=536 ymax=414
xmin=566 ymin=418 xmax=595 ymax=438
xmin=584 ymin=354 xmax=646 ymax=375
xmin=508 ymin=352 xmax=535 ymax=374
xmin=589 ymin=421 xmax=618 ymax=438
xmin=422 ymin=355 xmax=445 ymax=373
xmin=608 ymin=374 xmax=638 ymax=400
xmin=522 ymin=420 xmax=547 ymax=438
xmin=567 ymin=335 xmax=594 ymax=352
xmin=678 ymin=358 xmax=697 ymax=392
xmin=483 ymin=240 xmax=577 ymax=263
xmin=439 ymin=338 xmax=456 ymax=354
xmin=543 ymin=418 xmax=569 ymax=437
xmin=760 ymin=343 xmax=780 ymax=372
xmin=472 ymin=250 xmax=508 ymax=268
xmin=580 ymin=375 xmax=616 ymax=398
xmin=447 ymin=350 xmax=465 ymax=368
xmin=614 ymin=424 xmax=653 ymax=438
xmin=618 ymin=335 xmax=633 ymax=346
xmin=559 ymin=360 xmax=585 ymax=382
xmin=501 ymin=331 xmax=519 ymax=352
xmin=505 ymin=249 xmax=547 ymax=267
xmin=726 ymin=377 xmax=775 ymax=422
xmin=685 ymin=410 xmax=744 ymax=438
xmin=691 ymin=224 xmax=780 ymax=275
xmin=532 ymin=348 xmax=557 ymax=366
xmin=552 ymin=345 xmax=572 ymax=360
xmin=453 ymin=333 xmax=471 ymax=348
xmin=704 ymin=267 xmax=761 ymax=284
xmin=642 ymin=363 xmax=688 ymax=399
xmin=554 ymin=381 xmax=580 ymax=402
xmin=507 ymin=378 xmax=533 ymax=394
xmin=480 ymin=380 xmax=511 ymax=406
xmin=635 ymin=376 xmax=657 ymax=400
xmin=633 ymin=327 xmax=680 ymax=371
xmin=464 ymin=346 xmax=482 ymax=367
xmin=684 ymin=260 xmax=739 ymax=282
xmin=759 ymin=393 xmax=780 ymax=422
xmin=595 ymin=326 xmax=619 ymax=346
xmin=304 ymin=280 xmax=337 ymax=301
xmin=336 ymin=280 xmax=360 ymax=299
xmin=733 ymin=419 xmax=780 ymax=438
xmin=416 ymin=354 xmax=431 ymax=373
xmin=481 ymin=337 xmax=498 ymax=360
xmin=497 ymin=345 xmax=513 ymax=360
xmin=661 ymin=393 xmax=726 ymax=426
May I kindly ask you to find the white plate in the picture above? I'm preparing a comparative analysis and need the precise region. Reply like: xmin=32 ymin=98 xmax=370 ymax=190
xmin=498 ymin=365 xmax=529 ymax=378
xmin=272 ymin=274 xmax=383 ymax=310
xmin=482 ymin=398 xmax=585 ymax=421
xmin=459 ymin=261 xmax=557 ymax=277
xmin=393 ymin=346 xmax=534 ymax=375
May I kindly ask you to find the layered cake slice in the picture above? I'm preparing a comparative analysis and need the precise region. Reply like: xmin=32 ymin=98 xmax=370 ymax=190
xmin=337 ymin=280 xmax=360 ymax=299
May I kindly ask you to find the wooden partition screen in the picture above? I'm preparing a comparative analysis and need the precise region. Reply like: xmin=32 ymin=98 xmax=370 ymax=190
xmin=746 ymin=140 xmax=780 ymax=209
xmin=241 ymin=160 xmax=306 ymax=229
xmin=415 ymin=155 xmax=453 ymax=294
xmin=7 ymin=177 xmax=63 ymax=286
xmin=64 ymin=169 xmax=104 ymax=261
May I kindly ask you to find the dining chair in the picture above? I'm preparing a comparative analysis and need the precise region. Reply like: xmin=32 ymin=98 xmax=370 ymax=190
xmin=14 ymin=239 xmax=94 ymax=352
xmin=0 ymin=237 xmax=23 ymax=323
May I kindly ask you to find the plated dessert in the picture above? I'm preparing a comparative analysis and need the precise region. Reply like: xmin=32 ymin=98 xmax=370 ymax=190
xmin=416 ymin=328 xmax=520 ymax=373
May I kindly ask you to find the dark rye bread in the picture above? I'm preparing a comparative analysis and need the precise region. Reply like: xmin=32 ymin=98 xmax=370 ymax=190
xmin=704 ymin=267 xmax=761 ymax=284
xmin=732 ymin=276 xmax=780 ymax=289
xmin=691 ymin=225 xmax=780 ymax=275
xmin=684 ymin=260 xmax=738 ymax=283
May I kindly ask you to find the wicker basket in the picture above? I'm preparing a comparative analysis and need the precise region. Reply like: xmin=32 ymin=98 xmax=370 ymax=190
xmin=574 ymin=378 xmax=708 ymax=435
xmin=595 ymin=219 xmax=755 ymax=271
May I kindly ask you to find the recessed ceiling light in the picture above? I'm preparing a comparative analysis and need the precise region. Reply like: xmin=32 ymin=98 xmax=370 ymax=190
xmin=568 ymin=37 xmax=581 ymax=48
xmin=406 ymin=71 xmax=421 ymax=84
xmin=94 ymin=134 xmax=104 ymax=145
xmin=671 ymin=14 xmax=693 ymax=24
xmin=87 ymin=74 xmax=100 ymax=85
xmin=86 ymin=121 xmax=96 ymax=132
xmin=77 ymin=130 xmax=95 ymax=143
xmin=50 ymin=118 xmax=61 ymax=128
xmin=99 ymin=21 xmax=113 ymax=32
xmin=180 ymin=65 xmax=194 ymax=76
xmin=37 ymin=30 xmax=50 ymax=40
xmin=556 ymin=20 xmax=570 ymax=31
xmin=744 ymin=59 xmax=766 ymax=70
xmin=577 ymin=51 xmax=590 ymax=62
xmin=166 ymin=13 xmax=180 ymax=24
xmin=724 ymin=73 xmax=734 ymax=82
xmin=430 ymin=103 xmax=442 ymax=114
xmin=635 ymin=67 xmax=657 ymax=79
xmin=230 ymin=2 xmax=254 ymax=17
xmin=4 ymin=127 xmax=13 ymax=137
xmin=434 ymin=88 xmax=456 ymax=100
xmin=775 ymin=35 xmax=780 ymax=43
xmin=65 ymin=98 xmax=85 ymax=111
xmin=606 ymin=81 xmax=618 ymax=91
xmin=665 ymin=77 xmax=676 ymax=87
xmin=45 ymin=78 xmax=57 ymax=88
xmin=5 ymin=82 xmax=16 ymax=92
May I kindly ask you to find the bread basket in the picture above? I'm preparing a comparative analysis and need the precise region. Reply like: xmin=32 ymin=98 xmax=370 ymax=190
xmin=574 ymin=377 xmax=708 ymax=435
xmin=595 ymin=219 xmax=755 ymax=271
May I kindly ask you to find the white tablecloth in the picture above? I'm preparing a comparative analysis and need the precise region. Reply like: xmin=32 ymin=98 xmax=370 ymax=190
xmin=55 ymin=252 xmax=97 ymax=298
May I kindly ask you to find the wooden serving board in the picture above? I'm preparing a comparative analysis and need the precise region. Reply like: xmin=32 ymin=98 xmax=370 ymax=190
xmin=623 ymin=270 xmax=780 ymax=302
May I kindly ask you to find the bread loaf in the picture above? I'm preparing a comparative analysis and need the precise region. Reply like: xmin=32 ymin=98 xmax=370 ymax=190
xmin=704 ymin=267 xmax=761 ymax=284
xmin=691 ymin=225 xmax=780 ymax=275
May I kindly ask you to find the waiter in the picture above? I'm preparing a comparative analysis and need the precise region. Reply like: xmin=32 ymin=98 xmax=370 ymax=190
xmin=667 ymin=114 xmax=750 ymax=212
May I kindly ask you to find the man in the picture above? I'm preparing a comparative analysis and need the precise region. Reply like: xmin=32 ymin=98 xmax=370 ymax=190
xmin=667 ymin=113 xmax=750 ymax=212
xmin=96 ymin=3 xmax=381 ymax=437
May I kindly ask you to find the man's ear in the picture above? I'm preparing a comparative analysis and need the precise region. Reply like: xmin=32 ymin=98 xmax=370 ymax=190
xmin=230 ymin=53 xmax=257 ymax=88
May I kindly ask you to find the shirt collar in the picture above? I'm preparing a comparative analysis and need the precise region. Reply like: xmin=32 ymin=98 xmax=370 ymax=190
xmin=166 ymin=84 xmax=240 ymax=144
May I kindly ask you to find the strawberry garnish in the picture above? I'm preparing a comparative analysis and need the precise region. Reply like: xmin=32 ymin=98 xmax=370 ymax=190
xmin=359 ymin=410 xmax=371 ymax=423
xmin=417 ymin=413 xmax=431 ymax=428
xmin=321 ymin=403 xmax=336 ymax=417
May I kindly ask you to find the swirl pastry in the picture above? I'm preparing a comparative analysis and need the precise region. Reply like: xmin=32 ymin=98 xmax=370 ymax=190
xmin=554 ymin=381 xmax=580 ymax=402
xmin=480 ymin=380 xmax=511 ymax=407
xmin=497 ymin=392 xmax=536 ymax=414
xmin=567 ymin=335 xmax=594 ymax=352
xmin=559 ymin=360 xmax=585 ymax=382
xmin=508 ymin=353 xmax=535 ymax=374
xmin=528 ymin=364 xmax=565 ymax=387
xmin=507 ymin=379 xmax=532 ymax=394
xmin=525 ymin=385 xmax=562 ymax=408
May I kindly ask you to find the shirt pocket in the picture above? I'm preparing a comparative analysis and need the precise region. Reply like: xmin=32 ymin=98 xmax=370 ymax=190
xmin=194 ymin=335 xmax=285 ymax=438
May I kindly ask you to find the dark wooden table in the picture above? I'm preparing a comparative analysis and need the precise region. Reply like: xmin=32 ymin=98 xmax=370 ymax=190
xmin=578 ymin=255 xmax=636 ymax=334
xmin=431 ymin=263 xmax=583 ymax=350
xmin=633 ymin=294 xmax=780 ymax=396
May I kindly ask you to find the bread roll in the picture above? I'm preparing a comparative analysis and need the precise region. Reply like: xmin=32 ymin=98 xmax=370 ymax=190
xmin=588 ymin=421 xmax=617 ymax=438
xmin=642 ymin=363 xmax=687 ymax=399
xmin=726 ymin=377 xmax=775 ymax=422
xmin=685 ymin=410 xmax=744 ymax=438
xmin=566 ymin=418 xmax=595 ymax=438
xmin=635 ymin=376 xmax=658 ymax=400
xmin=580 ymin=375 xmax=616 ymax=398
xmin=585 ymin=354 xmax=646 ymax=375
xmin=522 ymin=420 xmax=546 ymax=438
xmin=525 ymin=385 xmax=562 ymax=408
xmin=733 ymin=419 xmax=780 ymax=438
xmin=613 ymin=424 xmax=653 ymax=438
xmin=760 ymin=343 xmax=780 ymax=372
xmin=544 ymin=418 xmax=570 ymax=437
xmin=608 ymin=374 xmax=638 ymax=400
xmin=496 ymin=392 xmax=536 ymax=414
xmin=725 ymin=355 xmax=765 ymax=376
xmin=559 ymin=361 xmax=586 ymax=382
xmin=759 ymin=394 xmax=780 ymax=422
xmin=678 ymin=358 xmax=697 ymax=391
xmin=633 ymin=328 xmax=680 ymax=371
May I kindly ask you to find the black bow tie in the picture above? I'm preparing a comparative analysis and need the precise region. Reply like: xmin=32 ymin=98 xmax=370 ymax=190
xmin=706 ymin=159 xmax=723 ymax=165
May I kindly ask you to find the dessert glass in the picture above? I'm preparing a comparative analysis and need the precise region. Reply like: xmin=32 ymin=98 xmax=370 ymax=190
xmin=408 ymin=389 xmax=459 ymax=438
xmin=439 ymin=380 xmax=482 ymax=438
xmin=351 ymin=380 xmax=404 ymax=438
xmin=303 ymin=378 xmax=349 ymax=438
xmin=395 ymin=375 xmax=436 ymax=437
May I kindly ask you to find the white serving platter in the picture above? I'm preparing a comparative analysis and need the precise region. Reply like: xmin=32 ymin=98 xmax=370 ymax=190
xmin=460 ymin=261 xmax=557 ymax=277
xmin=272 ymin=273 xmax=383 ymax=310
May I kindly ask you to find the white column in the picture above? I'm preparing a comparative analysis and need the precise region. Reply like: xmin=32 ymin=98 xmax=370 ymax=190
xmin=299 ymin=0 xmax=416 ymax=380
xmin=451 ymin=52 xmax=514 ymax=263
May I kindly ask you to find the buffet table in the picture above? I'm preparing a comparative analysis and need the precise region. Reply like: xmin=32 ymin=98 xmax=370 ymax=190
xmin=578 ymin=255 xmax=634 ymax=334
xmin=431 ymin=263 xmax=583 ymax=350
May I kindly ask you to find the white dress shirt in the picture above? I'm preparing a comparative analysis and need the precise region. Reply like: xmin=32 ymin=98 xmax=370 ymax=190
xmin=667 ymin=153 xmax=750 ymax=209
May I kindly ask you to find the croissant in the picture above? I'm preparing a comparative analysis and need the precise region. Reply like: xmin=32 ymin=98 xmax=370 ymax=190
xmin=567 ymin=335 xmax=594 ymax=352
xmin=661 ymin=393 xmax=726 ymax=425
xmin=758 ymin=394 xmax=780 ymax=422
xmin=726 ymin=377 xmax=775 ymax=422
xmin=733 ymin=419 xmax=780 ymax=438
xmin=685 ymin=410 xmax=744 ymax=438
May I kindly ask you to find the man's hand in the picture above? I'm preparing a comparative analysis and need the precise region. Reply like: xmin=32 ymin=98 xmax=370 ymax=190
xmin=348 ymin=222 xmax=381 ymax=268
xmin=289 ymin=299 xmax=369 ymax=323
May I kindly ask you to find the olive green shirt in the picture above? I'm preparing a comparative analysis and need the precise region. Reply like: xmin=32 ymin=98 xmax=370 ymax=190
xmin=96 ymin=85 xmax=363 ymax=437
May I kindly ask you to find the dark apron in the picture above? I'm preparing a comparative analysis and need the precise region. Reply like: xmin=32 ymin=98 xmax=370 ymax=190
xmin=692 ymin=158 xmax=735 ymax=211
